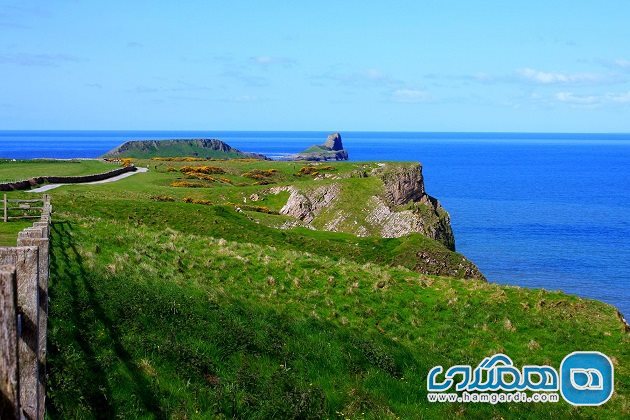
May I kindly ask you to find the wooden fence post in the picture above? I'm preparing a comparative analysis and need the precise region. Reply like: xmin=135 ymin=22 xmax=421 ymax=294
xmin=0 ymin=265 xmax=20 ymax=420
xmin=0 ymin=247 xmax=39 ymax=420
xmin=18 ymin=228 xmax=49 ymax=420
xmin=3 ymin=194 xmax=6 ymax=223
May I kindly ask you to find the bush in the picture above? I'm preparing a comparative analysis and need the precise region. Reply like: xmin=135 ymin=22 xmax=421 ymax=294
xmin=181 ymin=165 xmax=226 ymax=175
xmin=170 ymin=181 xmax=207 ymax=188
xmin=242 ymin=169 xmax=277 ymax=180
xmin=183 ymin=197 xmax=212 ymax=205
xmin=150 ymin=195 xmax=176 ymax=202
xmin=297 ymin=165 xmax=336 ymax=176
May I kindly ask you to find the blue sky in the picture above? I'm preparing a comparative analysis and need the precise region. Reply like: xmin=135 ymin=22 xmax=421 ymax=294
xmin=1 ymin=1 xmax=630 ymax=132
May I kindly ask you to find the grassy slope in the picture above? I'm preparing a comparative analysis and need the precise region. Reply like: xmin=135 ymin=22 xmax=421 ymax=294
xmin=7 ymin=161 xmax=623 ymax=418
xmin=34 ymin=159 xmax=477 ymax=278
xmin=0 ymin=159 xmax=116 ymax=182
xmin=103 ymin=143 xmax=250 ymax=159
xmin=0 ymin=160 xmax=118 ymax=244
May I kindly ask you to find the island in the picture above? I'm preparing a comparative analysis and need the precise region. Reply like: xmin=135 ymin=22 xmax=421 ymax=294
xmin=287 ymin=132 xmax=349 ymax=161
xmin=103 ymin=138 xmax=269 ymax=160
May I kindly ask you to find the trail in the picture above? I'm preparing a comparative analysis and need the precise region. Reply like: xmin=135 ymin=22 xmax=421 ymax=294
xmin=27 ymin=167 xmax=148 ymax=193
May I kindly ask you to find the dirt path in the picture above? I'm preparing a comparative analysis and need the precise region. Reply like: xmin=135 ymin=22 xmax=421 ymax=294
xmin=27 ymin=167 xmax=148 ymax=193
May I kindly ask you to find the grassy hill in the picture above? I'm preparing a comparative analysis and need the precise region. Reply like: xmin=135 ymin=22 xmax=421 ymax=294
xmin=102 ymin=139 xmax=268 ymax=160
xmin=3 ymin=158 xmax=627 ymax=418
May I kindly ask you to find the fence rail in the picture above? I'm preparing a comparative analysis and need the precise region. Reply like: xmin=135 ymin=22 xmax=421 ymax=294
xmin=0 ymin=195 xmax=51 ymax=419
xmin=3 ymin=195 xmax=50 ymax=223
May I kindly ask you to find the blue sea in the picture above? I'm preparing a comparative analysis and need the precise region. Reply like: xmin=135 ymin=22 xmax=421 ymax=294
xmin=2 ymin=131 xmax=629 ymax=317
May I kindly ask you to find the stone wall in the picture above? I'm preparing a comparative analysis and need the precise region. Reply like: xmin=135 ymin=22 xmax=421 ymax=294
xmin=0 ymin=165 xmax=136 ymax=191
xmin=0 ymin=197 xmax=51 ymax=419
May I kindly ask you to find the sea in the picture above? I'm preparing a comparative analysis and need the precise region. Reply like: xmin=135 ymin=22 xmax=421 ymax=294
xmin=1 ymin=130 xmax=629 ymax=317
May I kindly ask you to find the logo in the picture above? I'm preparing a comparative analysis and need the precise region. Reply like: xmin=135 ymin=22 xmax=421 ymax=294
xmin=427 ymin=351 xmax=614 ymax=406
xmin=427 ymin=354 xmax=558 ymax=393
xmin=560 ymin=351 xmax=614 ymax=406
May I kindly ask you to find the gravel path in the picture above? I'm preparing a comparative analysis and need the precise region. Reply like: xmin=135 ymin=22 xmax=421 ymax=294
xmin=27 ymin=167 xmax=149 ymax=193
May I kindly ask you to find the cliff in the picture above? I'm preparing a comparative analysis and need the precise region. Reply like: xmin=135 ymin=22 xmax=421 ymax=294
xmin=288 ymin=132 xmax=349 ymax=161
xmin=103 ymin=139 xmax=269 ymax=160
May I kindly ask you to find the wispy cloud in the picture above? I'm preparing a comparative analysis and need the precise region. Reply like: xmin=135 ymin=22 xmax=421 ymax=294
xmin=249 ymin=55 xmax=296 ymax=68
xmin=219 ymin=69 xmax=268 ymax=87
xmin=0 ymin=52 xmax=86 ymax=67
xmin=0 ymin=4 xmax=50 ymax=28
xmin=391 ymin=88 xmax=431 ymax=103
xmin=313 ymin=68 xmax=402 ymax=88
xmin=554 ymin=91 xmax=630 ymax=107
xmin=613 ymin=59 xmax=630 ymax=71
xmin=554 ymin=92 xmax=600 ymax=105
xmin=130 ymin=80 xmax=213 ymax=94
xmin=126 ymin=41 xmax=143 ymax=49
xmin=517 ymin=68 xmax=605 ymax=85
xmin=225 ymin=95 xmax=265 ymax=103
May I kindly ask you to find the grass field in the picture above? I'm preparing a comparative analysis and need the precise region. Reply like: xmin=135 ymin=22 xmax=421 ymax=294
xmin=5 ymin=159 xmax=627 ymax=418
xmin=0 ymin=159 xmax=117 ymax=182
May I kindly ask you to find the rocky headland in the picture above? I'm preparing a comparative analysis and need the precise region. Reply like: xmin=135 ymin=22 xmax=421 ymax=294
xmin=287 ymin=132 xmax=349 ymax=161
xmin=103 ymin=139 xmax=269 ymax=160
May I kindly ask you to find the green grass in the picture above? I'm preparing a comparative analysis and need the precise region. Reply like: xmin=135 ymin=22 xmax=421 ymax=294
xmin=0 ymin=219 xmax=33 ymax=245
xmin=1 ymin=159 xmax=624 ymax=418
xmin=46 ymin=213 xmax=629 ymax=418
xmin=0 ymin=159 xmax=117 ymax=182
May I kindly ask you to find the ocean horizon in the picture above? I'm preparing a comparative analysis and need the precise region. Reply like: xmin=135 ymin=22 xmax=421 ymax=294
xmin=2 ymin=130 xmax=629 ymax=317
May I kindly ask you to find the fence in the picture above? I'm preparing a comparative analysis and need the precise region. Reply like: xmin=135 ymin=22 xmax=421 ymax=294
xmin=3 ymin=195 xmax=50 ymax=223
xmin=0 ymin=165 xmax=137 ymax=192
xmin=0 ymin=195 xmax=51 ymax=419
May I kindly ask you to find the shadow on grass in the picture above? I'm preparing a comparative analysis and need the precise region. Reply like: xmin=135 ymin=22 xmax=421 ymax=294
xmin=47 ymin=221 xmax=164 ymax=419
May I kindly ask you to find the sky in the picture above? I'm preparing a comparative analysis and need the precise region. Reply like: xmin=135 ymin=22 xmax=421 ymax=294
xmin=1 ymin=1 xmax=630 ymax=132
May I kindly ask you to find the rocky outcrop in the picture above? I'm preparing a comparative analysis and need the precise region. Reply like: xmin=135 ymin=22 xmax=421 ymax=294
xmin=372 ymin=164 xmax=455 ymax=250
xmin=269 ymin=184 xmax=340 ymax=223
xmin=323 ymin=132 xmax=344 ymax=151
xmin=379 ymin=164 xmax=425 ymax=205
xmin=103 ymin=139 xmax=269 ymax=160
xmin=288 ymin=132 xmax=349 ymax=161
xmin=363 ymin=194 xmax=455 ymax=250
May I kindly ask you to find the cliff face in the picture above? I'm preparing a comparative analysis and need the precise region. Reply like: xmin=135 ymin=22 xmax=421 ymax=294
xmin=380 ymin=164 xmax=425 ymax=205
xmin=254 ymin=162 xmax=480 ymax=278
xmin=264 ymin=162 xmax=456 ymax=251
xmin=376 ymin=164 xmax=455 ymax=250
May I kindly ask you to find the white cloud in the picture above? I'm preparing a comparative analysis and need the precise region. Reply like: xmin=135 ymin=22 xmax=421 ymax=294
xmin=0 ymin=52 xmax=86 ymax=66
xmin=250 ymin=55 xmax=295 ymax=67
xmin=518 ymin=68 xmax=602 ymax=85
xmin=606 ymin=91 xmax=630 ymax=103
xmin=554 ymin=92 xmax=600 ymax=105
xmin=313 ymin=68 xmax=402 ymax=88
xmin=553 ymin=91 xmax=630 ymax=107
xmin=613 ymin=59 xmax=630 ymax=70
xmin=391 ymin=89 xmax=431 ymax=103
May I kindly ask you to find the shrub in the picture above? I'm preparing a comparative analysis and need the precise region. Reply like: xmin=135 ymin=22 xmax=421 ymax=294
xmin=242 ymin=169 xmax=277 ymax=180
xmin=183 ymin=197 xmax=212 ymax=205
xmin=150 ymin=195 xmax=176 ymax=202
xmin=181 ymin=165 xmax=226 ymax=175
xmin=239 ymin=205 xmax=277 ymax=214
xmin=297 ymin=165 xmax=336 ymax=176
xmin=170 ymin=181 xmax=207 ymax=188
xmin=185 ymin=173 xmax=217 ymax=182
